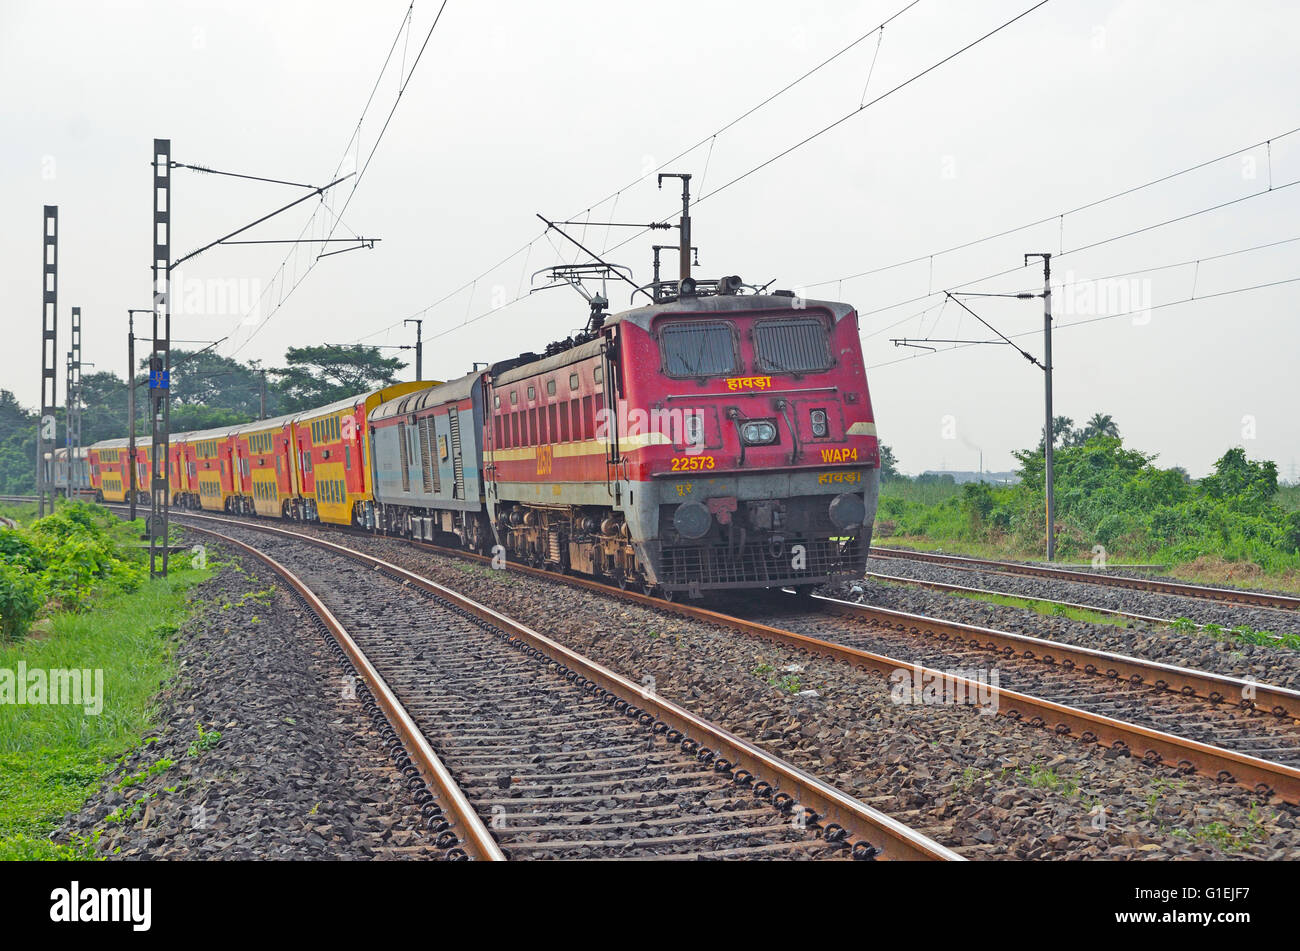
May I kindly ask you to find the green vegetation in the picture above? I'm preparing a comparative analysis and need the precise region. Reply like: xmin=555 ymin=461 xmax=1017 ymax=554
xmin=876 ymin=428 xmax=1300 ymax=581
xmin=0 ymin=502 xmax=212 ymax=859
xmin=187 ymin=722 xmax=223 ymax=758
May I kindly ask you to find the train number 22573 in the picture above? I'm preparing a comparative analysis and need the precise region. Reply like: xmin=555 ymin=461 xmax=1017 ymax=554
xmin=671 ymin=455 xmax=715 ymax=471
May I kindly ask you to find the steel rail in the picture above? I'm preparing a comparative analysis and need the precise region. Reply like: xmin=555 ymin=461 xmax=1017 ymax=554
xmin=166 ymin=512 xmax=961 ymax=861
xmin=813 ymin=592 xmax=1300 ymax=721
xmin=869 ymin=547 xmax=1300 ymax=612
xmin=861 ymin=570 xmax=1183 ymax=628
xmin=185 ymin=523 xmax=506 ymax=862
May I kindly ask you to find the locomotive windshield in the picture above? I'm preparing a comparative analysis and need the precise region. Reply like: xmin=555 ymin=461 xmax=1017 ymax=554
xmin=753 ymin=317 xmax=832 ymax=373
xmin=660 ymin=321 xmax=737 ymax=377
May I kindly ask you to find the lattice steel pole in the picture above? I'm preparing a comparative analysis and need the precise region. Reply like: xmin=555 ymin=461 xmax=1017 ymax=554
xmin=38 ymin=206 xmax=58 ymax=517
xmin=150 ymin=140 xmax=172 ymax=576
xmin=65 ymin=306 xmax=83 ymax=496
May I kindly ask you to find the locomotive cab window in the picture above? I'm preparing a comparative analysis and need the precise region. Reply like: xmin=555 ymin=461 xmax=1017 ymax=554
xmin=660 ymin=321 xmax=737 ymax=377
xmin=753 ymin=317 xmax=833 ymax=374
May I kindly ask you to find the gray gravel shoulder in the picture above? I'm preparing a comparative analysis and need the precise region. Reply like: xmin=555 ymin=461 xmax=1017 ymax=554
xmin=59 ymin=538 xmax=443 ymax=860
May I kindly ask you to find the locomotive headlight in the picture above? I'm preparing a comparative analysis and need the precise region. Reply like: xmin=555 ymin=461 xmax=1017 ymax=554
xmin=809 ymin=409 xmax=828 ymax=438
xmin=740 ymin=420 xmax=778 ymax=446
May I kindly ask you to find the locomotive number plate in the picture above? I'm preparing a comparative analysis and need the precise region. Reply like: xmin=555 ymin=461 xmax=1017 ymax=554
xmin=671 ymin=455 xmax=716 ymax=471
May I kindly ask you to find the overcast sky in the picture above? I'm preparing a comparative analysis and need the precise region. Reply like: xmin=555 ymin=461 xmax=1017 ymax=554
xmin=2 ymin=0 xmax=1297 ymax=478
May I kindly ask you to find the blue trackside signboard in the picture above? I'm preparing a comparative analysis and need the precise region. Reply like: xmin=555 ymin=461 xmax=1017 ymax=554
xmin=149 ymin=370 xmax=169 ymax=390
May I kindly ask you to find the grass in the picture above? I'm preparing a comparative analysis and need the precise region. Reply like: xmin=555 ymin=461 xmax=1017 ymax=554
xmin=0 ymin=559 xmax=212 ymax=859
xmin=869 ymin=575 xmax=1129 ymax=627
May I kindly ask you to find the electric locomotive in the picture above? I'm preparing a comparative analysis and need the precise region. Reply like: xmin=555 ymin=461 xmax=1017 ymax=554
xmin=480 ymin=277 xmax=879 ymax=597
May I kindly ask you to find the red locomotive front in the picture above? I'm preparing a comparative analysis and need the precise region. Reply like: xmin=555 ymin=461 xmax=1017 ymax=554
xmin=485 ymin=284 xmax=879 ymax=597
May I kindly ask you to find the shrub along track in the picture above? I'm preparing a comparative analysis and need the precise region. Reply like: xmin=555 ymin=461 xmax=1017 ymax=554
xmin=175 ymin=516 xmax=956 ymax=861
xmin=138 ymin=509 xmax=1300 ymax=859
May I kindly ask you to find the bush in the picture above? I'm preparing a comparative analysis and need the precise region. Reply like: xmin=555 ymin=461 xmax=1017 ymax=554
xmin=0 ymin=529 xmax=45 ymax=573
xmin=0 ymin=562 xmax=38 ymax=640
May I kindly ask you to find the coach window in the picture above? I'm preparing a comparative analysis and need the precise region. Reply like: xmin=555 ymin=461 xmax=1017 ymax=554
xmin=527 ymin=385 xmax=536 ymax=401
xmin=569 ymin=372 xmax=579 ymax=391
xmin=510 ymin=390 xmax=518 ymax=406
xmin=494 ymin=394 xmax=501 ymax=409
xmin=660 ymin=321 xmax=737 ymax=377
xmin=593 ymin=365 xmax=603 ymax=386
xmin=546 ymin=379 xmax=556 ymax=397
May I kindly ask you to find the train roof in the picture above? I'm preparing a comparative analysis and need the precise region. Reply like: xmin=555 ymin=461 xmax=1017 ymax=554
xmin=488 ymin=292 xmax=854 ymax=386
xmin=369 ymin=370 xmax=483 ymax=422
xmin=492 ymin=336 xmax=605 ymax=386
xmin=607 ymin=291 xmax=854 ymax=332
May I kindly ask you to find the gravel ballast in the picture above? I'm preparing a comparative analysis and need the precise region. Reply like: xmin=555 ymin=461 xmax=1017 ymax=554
xmin=60 ymin=540 xmax=443 ymax=860
xmin=862 ymin=555 xmax=1300 ymax=638
xmin=236 ymin=521 xmax=1300 ymax=861
xmin=833 ymin=564 xmax=1300 ymax=691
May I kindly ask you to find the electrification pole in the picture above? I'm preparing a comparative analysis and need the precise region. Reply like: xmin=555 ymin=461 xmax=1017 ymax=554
xmin=404 ymin=318 xmax=423 ymax=381
xmin=65 ymin=307 xmax=83 ymax=497
xmin=126 ymin=308 xmax=152 ymax=522
xmin=1026 ymin=252 xmax=1054 ymax=561
xmin=146 ymin=137 xmax=353 ymax=576
xmin=658 ymin=173 xmax=692 ymax=284
xmin=37 ymin=206 xmax=58 ymax=517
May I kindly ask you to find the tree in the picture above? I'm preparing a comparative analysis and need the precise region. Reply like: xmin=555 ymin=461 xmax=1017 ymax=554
xmin=270 ymin=345 xmax=406 ymax=412
xmin=162 ymin=348 xmax=279 ymax=419
xmin=0 ymin=390 xmax=37 ymax=494
xmin=878 ymin=444 xmax=900 ymax=481
xmin=1037 ymin=415 xmax=1076 ymax=451
xmin=1200 ymin=448 xmax=1278 ymax=509
xmin=1081 ymin=413 xmax=1120 ymax=441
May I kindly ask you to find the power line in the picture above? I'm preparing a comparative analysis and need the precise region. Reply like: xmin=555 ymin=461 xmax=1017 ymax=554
xmin=867 ymin=273 xmax=1300 ymax=370
xmin=387 ymin=0 xmax=1047 ymax=345
xmin=223 ymin=2 xmax=427 ymax=356
xmin=375 ymin=0 xmax=929 ymax=339
xmin=865 ymin=231 xmax=1300 ymax=339
xmin=232 ymin=1 xmax=450 ymax=355
xmin=852 ymin=175 xmax=1300 ymax=324
xmin=804 ymin=123 xmax=1300 ymax=292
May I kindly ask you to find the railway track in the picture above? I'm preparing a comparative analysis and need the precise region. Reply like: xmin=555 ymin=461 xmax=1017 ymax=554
xmin=177 ymin=514 xmax=958 ymax=861
xmin=111 ymin=505 xmax=1300 ymax=806
xmin=870 ymin=546 xmax=1300 ymax=612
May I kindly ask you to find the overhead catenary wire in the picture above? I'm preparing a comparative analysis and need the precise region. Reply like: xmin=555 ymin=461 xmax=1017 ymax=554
xmin=802 ymin=123 xmax=1300 ymax=292
xmin=225 ymin=1 xmax=437 ymax=357
xmin=863 ymin=231 xmax=1300 ymax=340
xmin=387 ymin=0 xmax=1049 ymax=346
xmin=372 ymin=0 xmax=930 ymax=341
xmin=866 ymin=273 xmax=1300 ymax=370
xmin=851 ymin=175 xmax=1300 ymax=325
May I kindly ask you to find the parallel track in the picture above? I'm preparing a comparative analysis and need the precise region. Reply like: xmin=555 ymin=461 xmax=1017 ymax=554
xmin=107 ymin=504 xmax=1300 ymax=804
xmin=178 ymin=514 xmax=958 ymax=861
xmin=870 ymin=546 xmax=1300 ymax=612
